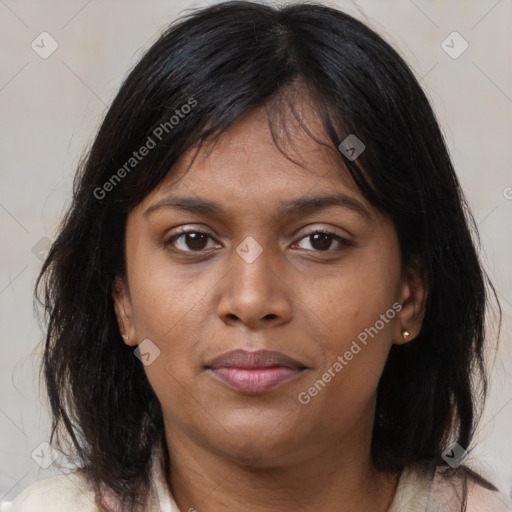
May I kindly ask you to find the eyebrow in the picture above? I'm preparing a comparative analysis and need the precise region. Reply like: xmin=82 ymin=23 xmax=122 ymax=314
xmin=143 ymin=193 xmax=372 ymax=221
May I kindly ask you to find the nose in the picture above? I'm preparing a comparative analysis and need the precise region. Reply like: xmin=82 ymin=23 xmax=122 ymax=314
xmin=216 ymin=240 xmax=293 ymax=330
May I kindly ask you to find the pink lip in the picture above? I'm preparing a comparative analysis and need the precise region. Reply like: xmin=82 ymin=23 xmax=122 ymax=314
xmin=205 ymin=349 xmax=307 ymax=394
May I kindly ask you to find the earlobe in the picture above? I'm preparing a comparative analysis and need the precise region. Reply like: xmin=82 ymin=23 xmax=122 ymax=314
xmin=393 ymin=264 xmax=427 ymax=345
xmin=112 ymin=275 xmax=137 ymax=346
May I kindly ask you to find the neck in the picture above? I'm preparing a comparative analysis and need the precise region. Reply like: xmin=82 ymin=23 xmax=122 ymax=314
xmin=162 ymin=406 xmax=400 ymax=512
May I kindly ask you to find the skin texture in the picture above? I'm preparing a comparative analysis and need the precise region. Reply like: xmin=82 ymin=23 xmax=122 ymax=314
xmin=113 ymin=103 xmax=427 ymax=512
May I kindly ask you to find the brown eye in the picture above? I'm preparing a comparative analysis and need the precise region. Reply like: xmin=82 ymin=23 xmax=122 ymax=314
xmin=295 ymin=231 xmax=352 ymax=252
xmin=181 ymin=232 xmax=208 ymax=251
xmin=309 ymin=233 xmax=333 ymax=251
xmin=165 ymin=230 xmax=219 ymax=252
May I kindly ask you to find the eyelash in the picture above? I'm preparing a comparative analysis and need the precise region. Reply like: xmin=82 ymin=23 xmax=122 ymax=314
xmin=163 ymin=227 xmax=353 ymax=254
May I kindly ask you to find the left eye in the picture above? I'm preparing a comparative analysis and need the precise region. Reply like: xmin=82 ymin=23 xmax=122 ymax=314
xmin=293 ymin=231 xmax=352 ymax=252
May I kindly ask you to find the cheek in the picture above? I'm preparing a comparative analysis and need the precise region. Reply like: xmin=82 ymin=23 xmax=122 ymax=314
xmin=129 ymin=271 xmax=205 ymax=423
xmin=311 ymin=245 xmax=400 ymax=343
xmin=301 ymin=237 xmax=401 ymax=399
xmin=128 ymin=243 xmax=211 ymax=336
xmin=297 ymin=277 xmax=397 ymax=434
xmin=126 ymin=246 xmax=227 ymax=396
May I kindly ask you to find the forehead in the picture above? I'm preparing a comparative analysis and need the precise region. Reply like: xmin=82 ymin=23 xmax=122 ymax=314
xmin=138 ymin=102 xmax=369 ymax=215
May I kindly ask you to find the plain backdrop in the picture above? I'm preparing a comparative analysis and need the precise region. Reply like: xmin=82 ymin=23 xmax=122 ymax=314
xmin=1 ymin=0 xmax=511 ymax=503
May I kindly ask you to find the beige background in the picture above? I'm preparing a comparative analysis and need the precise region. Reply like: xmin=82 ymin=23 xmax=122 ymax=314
xmin=1 ymin=0 xmax=511 ymax=503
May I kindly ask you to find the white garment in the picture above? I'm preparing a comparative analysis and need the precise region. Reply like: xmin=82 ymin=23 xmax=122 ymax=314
xmin=1 ymin=454 xmax=176 ymax=512
xmin=389 ymin=463 xmax=512 ymax=512
xmin=3 ymin=460 xmax=512 ymax=511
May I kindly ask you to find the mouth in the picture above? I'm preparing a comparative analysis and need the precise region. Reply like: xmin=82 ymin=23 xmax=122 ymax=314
xmin=204 ymin=349 xmax=308 ymax=394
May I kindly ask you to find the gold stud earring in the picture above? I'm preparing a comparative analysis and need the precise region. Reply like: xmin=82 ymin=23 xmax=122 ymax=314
xmin=122 ymin=333 xmax=128 ymax=341
xmin=402 ymin=330 xmax=410 ymax=339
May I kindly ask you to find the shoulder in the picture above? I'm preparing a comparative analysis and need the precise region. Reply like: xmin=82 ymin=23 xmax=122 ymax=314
xmin=2 ymin=470 xmax=98 ymax=512
xmin=427 ymin=464 xmax=512 ymax=512
xmin=389 ymin=462 xmax=512 ymax=512
xmin=466 ymin=481 xmax=512 ymax=511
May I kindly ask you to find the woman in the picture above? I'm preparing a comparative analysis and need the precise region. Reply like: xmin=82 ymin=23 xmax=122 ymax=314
xmin=6 ymin=1 xmax=510 ymax=511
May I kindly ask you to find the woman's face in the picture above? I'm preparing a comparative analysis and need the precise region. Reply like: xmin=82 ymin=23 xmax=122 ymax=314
xmin=114 ymin=104 xmax=425 ymax=467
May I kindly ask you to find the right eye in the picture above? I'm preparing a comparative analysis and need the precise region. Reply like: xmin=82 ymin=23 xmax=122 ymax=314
xmin=164 ymin=229 xmax=221 ymax=253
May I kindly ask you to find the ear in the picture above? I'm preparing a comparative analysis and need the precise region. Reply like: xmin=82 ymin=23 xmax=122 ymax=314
xmin=112 ymin=275 xmax=137 ymax=346
xmin=393 ymin=260 xmax=427 ymax=345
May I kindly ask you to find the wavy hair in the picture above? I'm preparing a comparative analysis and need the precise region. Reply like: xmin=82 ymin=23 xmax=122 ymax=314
xmin=34 ymin=1 xmax=501 ymax=510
